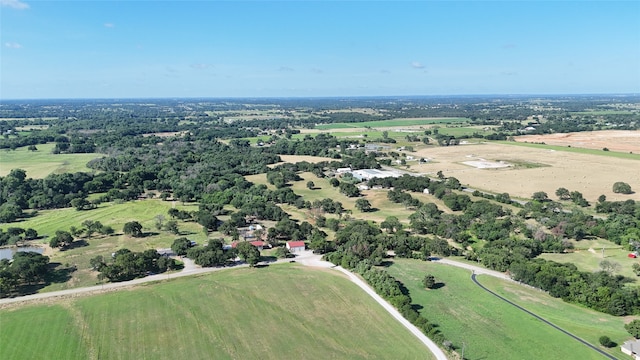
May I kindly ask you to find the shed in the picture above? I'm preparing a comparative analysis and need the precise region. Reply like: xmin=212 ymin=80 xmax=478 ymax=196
xmin=286 ymin=241 xmax=306 ymax=252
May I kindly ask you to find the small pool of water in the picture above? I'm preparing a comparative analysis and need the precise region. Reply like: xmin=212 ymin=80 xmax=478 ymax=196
xmin=0 ymin=247 xmax=44 ymax=260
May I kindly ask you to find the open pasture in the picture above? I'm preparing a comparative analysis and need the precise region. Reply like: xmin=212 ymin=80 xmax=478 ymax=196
xmin=540 ymin=239 xmax=639 ymax=283
xmin=0 ymin=199 xmax=206 ymax=291
xmin=516 ymin=130 xmax=640 ymax=154
xmin=387 ymin=258 xmax=620 ymax=360
xmin=411 ymin=142 xmax=640 ymax=203
xmin=0 ymin=265 xmax=432 ymax=360
xmin=0 ymin=143 xmax=101 ymax=178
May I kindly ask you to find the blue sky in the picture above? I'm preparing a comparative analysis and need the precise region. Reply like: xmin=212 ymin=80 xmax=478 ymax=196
xmin=1 ymin=0 xmax=639 ymax=99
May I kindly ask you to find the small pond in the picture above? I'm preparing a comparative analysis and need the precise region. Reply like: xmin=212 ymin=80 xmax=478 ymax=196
xmin=0 ymin=246 xmax=44 ymax=260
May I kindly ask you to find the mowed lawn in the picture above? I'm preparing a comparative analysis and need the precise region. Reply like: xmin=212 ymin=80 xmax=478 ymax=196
xmin=387 ymin=259 xmax=606 ymax=360
xmin=0 ymin=143 xmax=102 ymax=178
xmin=1 ymin=265 xmax=433 ymax=360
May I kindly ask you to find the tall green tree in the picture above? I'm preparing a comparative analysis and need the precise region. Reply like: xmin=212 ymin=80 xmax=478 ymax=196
xmin=123 ymin=221 xmax=143 ymax=237
xmin=236 ymin=242 xmax=261 ymax=267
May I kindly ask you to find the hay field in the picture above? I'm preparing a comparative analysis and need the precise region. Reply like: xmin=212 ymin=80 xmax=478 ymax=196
xmin=517 ymin=130 xmax=640 ymax=153
xmin=1 ymin=265 xmax=432 ymax=360
xmin=412 ymin=142 xmax=640 ymax=202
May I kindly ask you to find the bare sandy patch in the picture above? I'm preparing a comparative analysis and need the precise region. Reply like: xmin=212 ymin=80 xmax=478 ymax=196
xmin=517 ymin=130 xmax=640 ymax=153
xmin=412 ymin=142 xmax=640 ymax=202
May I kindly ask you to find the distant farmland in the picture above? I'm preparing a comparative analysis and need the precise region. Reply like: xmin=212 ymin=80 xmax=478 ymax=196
xmin=315 ymin=117 xmax=469 ymax=130
xmin=1 ymin=264 xmax=433 ymax=360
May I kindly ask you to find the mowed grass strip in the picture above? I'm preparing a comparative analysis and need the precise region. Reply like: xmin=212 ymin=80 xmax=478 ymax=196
xmin=387 ymin=259 xmax=604 ymax=360
xmin=1 ymin=265 xmax=434 ymax=360
xmin=0 ymin=143 xmax=102 ymax=178
xmin=0 ymin=304 xmax=89 ymax=360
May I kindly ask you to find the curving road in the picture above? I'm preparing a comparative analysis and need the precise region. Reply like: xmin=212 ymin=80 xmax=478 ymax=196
xmin=471 ymin=273 xmax=618 ymax=360
xmin=334 ymin=266 xmax=449 ymax=360
xmin=433 ymin=258 xmax=617 ymax=360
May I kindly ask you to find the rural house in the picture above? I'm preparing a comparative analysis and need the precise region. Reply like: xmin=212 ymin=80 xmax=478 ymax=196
xmin=286 ymin=241 xmax=306 ymax=253
xmin=621 ymin=339 xmax=640 ymax=360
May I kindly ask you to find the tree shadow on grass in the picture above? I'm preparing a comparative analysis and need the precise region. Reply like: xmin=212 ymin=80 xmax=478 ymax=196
xmin=431 ymin=282 xmax=446 ymax=290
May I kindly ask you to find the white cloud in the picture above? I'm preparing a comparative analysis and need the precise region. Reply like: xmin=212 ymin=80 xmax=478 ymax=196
xmin=1 ymin=0 xmax=29 ymax=9
xmin=104 ymin=23 xmax=115 ymax=28
xmin=411 ymin=61 xmax=425 ymax=69
xmin=4 ymin=42 xmax=23 ymax=49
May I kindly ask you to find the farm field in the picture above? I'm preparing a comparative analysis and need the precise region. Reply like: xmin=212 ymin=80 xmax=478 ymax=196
xmin=0 ymin=143 xmax=101 ymax=178
xmin=0 ymin=264 xmax=433 ymax=360
xmin=516 ymin=130 xmax=640 ymax=153
xmin=387 ymin=258 xmax=614 ymax=360
xmin=0 ymin=199 xmax=207 ymax=291
xmin=411 ymin=142 xmax=640 ymax=202
xmin=314 ymin=117 xmax=470 ymax=130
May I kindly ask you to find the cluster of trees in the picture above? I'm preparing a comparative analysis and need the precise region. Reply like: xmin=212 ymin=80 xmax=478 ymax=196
xmin=0 ymin=227 xmax=38 ymax=246
xmin=186 ymin=239 xmax=237 ymax=267
xmin=509 ymin=259 xmax=640 ymax=315
xmin=91 ymin=249 xmax=177 ymax=282
xmin=0 ymin=252 xmax=50 ymax=296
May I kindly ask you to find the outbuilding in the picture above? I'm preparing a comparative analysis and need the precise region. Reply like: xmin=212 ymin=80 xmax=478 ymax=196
xmin=286 ymin=241 xmax=306 ymax=253
xmin=621 ymin=339 xmax=640 ymax=359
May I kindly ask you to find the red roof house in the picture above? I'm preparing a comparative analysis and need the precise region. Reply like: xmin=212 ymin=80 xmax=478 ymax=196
xmin=286 ymin=241 xmax=306 ymax=252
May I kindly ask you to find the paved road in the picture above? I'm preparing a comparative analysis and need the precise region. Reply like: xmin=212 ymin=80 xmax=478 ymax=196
xmin=433 ymin=258 xmax=617 ymax=360
xmin=334 ymin=266 xmax=448 ymax=360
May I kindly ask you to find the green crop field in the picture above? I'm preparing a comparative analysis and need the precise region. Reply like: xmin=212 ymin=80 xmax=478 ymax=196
xmin=387 ymin=259 xmax=611 ymax=360
xmin=315 ymin=117 xmax=470 ymax=130
xmin=0 ymin=143 xmax=102 ymax=178
xmin=1 ymin=265 xmax=433 ymax=360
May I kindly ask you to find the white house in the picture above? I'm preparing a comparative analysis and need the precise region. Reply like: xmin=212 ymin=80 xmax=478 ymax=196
xmin=286 ymin=241 xmax=306 ymax=253
xmin=622 ymin=339 xmax=640 ymax=360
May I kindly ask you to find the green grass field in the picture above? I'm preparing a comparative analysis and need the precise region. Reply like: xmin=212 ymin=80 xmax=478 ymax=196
xmin=496 ymin=140 xmax=640 ymax=160
xmin=540 ymin=242 xmax=639 ymax=284
xmin=1 ymin=265 xmax=433 ymax=360
xmin=479 ymin=276 xmax=634 ymax=359
xmin=0 ymin=143 xmax=102 ymax=178
xmin=1 ymin=199 xmax=210 ymax=291
xmin=315 ymin=117 xmax=470 ymax=130
xmin=387 ymin=259 xmax=613 ymax=360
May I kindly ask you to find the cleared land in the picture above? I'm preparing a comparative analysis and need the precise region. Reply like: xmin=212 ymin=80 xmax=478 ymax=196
xmin=0 ymin=264 xmax=433 ymax=360
xmin=411 ymin=142 xmax=640 ymax=202
xmin=517 ymin=130 xmax=640 ymax=153
xmin=387 ymin=258 xmax=618 ymax=360
xmin=0 ymin=199 xmax=206 ymax=291
xmin=0 ymin=143 xmax=101 ymax=178
xmin=540 ymin=238 xmax=639 ymax=282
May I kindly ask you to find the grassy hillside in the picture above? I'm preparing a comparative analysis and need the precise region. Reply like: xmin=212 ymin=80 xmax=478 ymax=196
xmin=1 ymin=264 xmax=433 ymax=360
xmin=387 ymin=258 xmax=613 ymax=360
xmin=0 ymin=143 xmax=101 ymax=178
xmin=0 ymin=199 xmax=209 ymax=291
